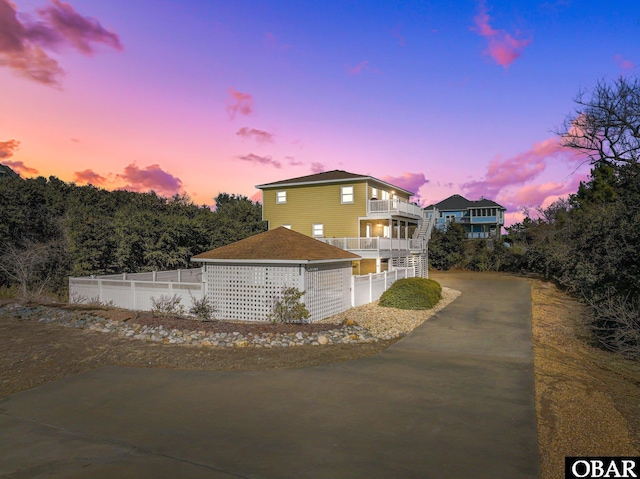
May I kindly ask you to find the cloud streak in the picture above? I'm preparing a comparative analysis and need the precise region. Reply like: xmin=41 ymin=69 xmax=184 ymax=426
xmin=226 ymin=87 xmax=253 ymax=119
xmin=614 ymin=54 xmax=634 ymax=71
xmin=0 ymin=139 xmax=39 ymax=175
xmin=347 ymin=60 xmax=372 ymax=76
xmin=382 ymin=172 xmax=429 ymax=202
xmin=461 ymin=137 xmax=589 ymax=215
xmin=116 ymin=163 xmax=183 ymax=197
xmin=236 ymin=127 xmax=274 ymax=143
xmin=471 ymin=1 xmax=531 ymax=68
xmin=0 ymin=0 xmax=122 ymax=86
xmin=237 ymin=153 xmax=281 ymax=169
xmin=74 ymin=168 xmax=106 ymax=185
xmin=310 ymin=162 xmax=325 ymax=173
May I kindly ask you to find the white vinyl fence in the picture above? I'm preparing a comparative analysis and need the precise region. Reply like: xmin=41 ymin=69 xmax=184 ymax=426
xmin=69 ymin=268 xmax=205 ymax=312
xmin=69 ymin=266 xmax=415 ymax=318
xmin=350 ymin=267 xmax=416 ymax=307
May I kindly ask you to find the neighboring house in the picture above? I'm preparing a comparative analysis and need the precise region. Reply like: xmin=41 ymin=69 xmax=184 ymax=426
xmin=256 ymin=170 xmax=436 ymax=277
xmin=424 ymin=194 xmax=506 ymax=239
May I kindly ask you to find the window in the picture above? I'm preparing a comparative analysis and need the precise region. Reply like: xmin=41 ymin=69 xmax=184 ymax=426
xmin=371 ymin=187 xmax=378 ymax=199
xmin=282 ymin=224 xmax=291 ymax=229
xmin=341 ymin=186 xmax=354 ymax=203
xmin=381 ymin=190 xmax=390 ymax=200
xmin=312 ymin=224 xmax=324 ymax=237
xmin=276 ymin=191 xmax=286 ymax=204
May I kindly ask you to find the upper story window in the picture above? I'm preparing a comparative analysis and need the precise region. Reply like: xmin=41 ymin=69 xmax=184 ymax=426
xmin=380 ymin=190 xmax=390 ymax=200
xmin=312 ymin=224 xmax=324 ymax=237
xmin=276 ymin=191 xmax=286 ymax=204
xmin=282 ymin=224 xmax=291 ymax=229
xmin=371 ymin=187 xmax=378 ymax=199
xmin=341 ymin=186 xmax=354 ymax=204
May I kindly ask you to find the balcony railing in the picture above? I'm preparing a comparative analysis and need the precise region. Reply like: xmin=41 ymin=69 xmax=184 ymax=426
xmin=368 ymin=199 xmax=424 ymax=218
xmin=318 ymin=237 xmax=425 ymax=252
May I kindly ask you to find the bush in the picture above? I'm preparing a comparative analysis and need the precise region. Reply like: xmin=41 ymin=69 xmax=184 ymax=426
xmin=150 ymin=294 xmax=185 ymax=318
xmin=379 ymin=277 xmax=442 ymax=310
xmin=268 ymin=287 xmax=311 ymax=324
xmin=188 ymin=293 xmax=216 ymax=321
xmin=589 ymin=294 xmax=640 ymax=359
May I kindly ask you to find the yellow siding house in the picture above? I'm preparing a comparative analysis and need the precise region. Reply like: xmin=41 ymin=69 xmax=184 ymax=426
xmin=257 ymin=170 xmax=436 ymax=276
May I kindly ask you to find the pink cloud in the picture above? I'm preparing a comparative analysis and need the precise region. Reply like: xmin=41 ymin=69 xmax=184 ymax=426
xmin=614 ymin=54 xmax=634 ymax=71
xmin=0 ymin=139 xmax=38 ymax=175
xmin=462 ymin=138 xmax=564 ymax=200
xmin=226 ymin=87 xmax=253 ymax=119
xmin=389 ymin=24 xmax=406 ymax=47
xmin=236 ymin=127 xmax=274 ymax=143
xmin=0 ymin=139 xmax=20 ymax=158
xmin=287 ymin=156 xmax=303 ymax=166
xmin=0 ymin=0 xmax=122 ymax=86
xmin=381 ymin=172 xmax=429 ymax=201
xmin=2 ymin=159 xmax=39 ymax=175
xmin=264 ymin=32 xmax=290 ymax=51
xmin=237 ymin=153 xmax=281 ymax=168
xmin=74 ymin=168 xmax=106 ymax=185
xmin=347 ymin=60 xmax=371 ymax=75
xmin=116 ymin=163 xmax=183 ymax=197
xmin=310 ymin=162 xmax=326 ymax=173
xmin=471 ymin=1 xmax=531 ymax=68
xmin=250 ymin=190 xmax=262 ymax=203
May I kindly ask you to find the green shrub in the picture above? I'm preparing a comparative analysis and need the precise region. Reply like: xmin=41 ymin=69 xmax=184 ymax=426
xmin=268 ymin=287 xmax=311 ymax=324
xmin=379 ymin=277 xmax=442 ymax=310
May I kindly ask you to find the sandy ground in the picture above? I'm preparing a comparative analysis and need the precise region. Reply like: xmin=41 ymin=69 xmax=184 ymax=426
xmin=531 ymin=279 xmax=640 ymax=478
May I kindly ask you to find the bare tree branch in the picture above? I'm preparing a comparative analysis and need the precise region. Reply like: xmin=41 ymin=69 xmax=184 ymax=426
xmin=557 ymin=76 xmax=640 ymax=167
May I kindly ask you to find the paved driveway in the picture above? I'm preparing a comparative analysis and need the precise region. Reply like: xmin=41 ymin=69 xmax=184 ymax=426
xmin=0 ymin=272 xmax=539 ymax=478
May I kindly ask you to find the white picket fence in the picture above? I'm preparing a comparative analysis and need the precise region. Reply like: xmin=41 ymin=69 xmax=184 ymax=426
xmin=69 ymin=266 xmax=415 ymax=318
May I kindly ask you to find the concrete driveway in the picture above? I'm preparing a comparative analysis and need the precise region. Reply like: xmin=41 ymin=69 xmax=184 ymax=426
xmin=0 ymin=272 xmax=540 ymax=478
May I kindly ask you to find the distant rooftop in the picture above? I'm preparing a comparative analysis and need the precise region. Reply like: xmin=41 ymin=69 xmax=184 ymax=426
xmin=192 ymin=227 xmax=360 ymax=264
xmin=256 ymin=169 xmax=415 ymax=196
xmin=425 ymin=194 xmax=505 ymax=211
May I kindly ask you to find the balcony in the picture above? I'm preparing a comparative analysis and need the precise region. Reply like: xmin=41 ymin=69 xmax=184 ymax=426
xmin=318 ymin=237 xmax=425 ymax=253
xmin=368 ymin=199 xmax=424 ymax=218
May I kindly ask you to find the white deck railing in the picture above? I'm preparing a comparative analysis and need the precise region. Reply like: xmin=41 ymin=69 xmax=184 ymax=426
xmin=368 ymin=199 xmax=424 ymax=217
xmin=318 ymin=237 xmax=425 ymax=252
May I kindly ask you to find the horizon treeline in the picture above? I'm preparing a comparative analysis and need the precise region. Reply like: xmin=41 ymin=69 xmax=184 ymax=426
xmin=0 ymin=173 xmax=266 ymax=294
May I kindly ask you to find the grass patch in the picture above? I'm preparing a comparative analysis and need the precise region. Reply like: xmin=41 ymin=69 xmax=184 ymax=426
xmin=379 ymin=277 xmax=442 ymax=310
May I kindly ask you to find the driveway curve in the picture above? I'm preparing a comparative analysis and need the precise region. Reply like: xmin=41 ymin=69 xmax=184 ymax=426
xmin=0 ymin=272 xmax=539 ymax=479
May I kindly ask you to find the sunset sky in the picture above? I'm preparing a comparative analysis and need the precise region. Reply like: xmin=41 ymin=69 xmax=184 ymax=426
xmin=2 ymin=0 xmax=638 ymax=225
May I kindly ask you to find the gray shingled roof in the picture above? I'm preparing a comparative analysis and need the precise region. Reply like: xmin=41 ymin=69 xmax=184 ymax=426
xmin=255 ymin=169 xmax=415 ymax=196
xmin=425 ymin=194 xmax=505 ymax=211
xmin=192 ymin=227 xmax=360 ymax=263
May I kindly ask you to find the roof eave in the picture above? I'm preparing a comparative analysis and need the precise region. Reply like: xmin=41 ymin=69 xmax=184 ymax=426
xmin=191 ymin=257 xmax=359 ymax=264
xmin=256 ymin=176 xmax=415 ymax=197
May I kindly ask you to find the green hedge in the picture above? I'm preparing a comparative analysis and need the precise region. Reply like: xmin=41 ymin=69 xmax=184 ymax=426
xmin=379 ymin=277 xmax=442 ymax=310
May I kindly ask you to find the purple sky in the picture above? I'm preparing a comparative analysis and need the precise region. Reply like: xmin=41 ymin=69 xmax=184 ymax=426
xmin=2 ymin=0 xmax=638 ymax=224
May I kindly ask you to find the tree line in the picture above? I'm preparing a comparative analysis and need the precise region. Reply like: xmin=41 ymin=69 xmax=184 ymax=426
xmin=0 ymin=176 xmax=266 ymax=297
xmin=429 ymin=76 xmax=640 ymax=359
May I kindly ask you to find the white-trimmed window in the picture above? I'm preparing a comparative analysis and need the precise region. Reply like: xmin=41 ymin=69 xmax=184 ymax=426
xmin=371 ymin=187 xmax=378 ymax=199
xmin=341 ymin=185 xmax=354 ymax=204
xmin=282 ymin=224 xmax=291 ymax=229
xmin=276 ymin=191 xmax=286 ymax=204
xmin=312 ymin=224 xmax=324 ymax=237
xmin=381 ymin=190 xmax=390 ymax=200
